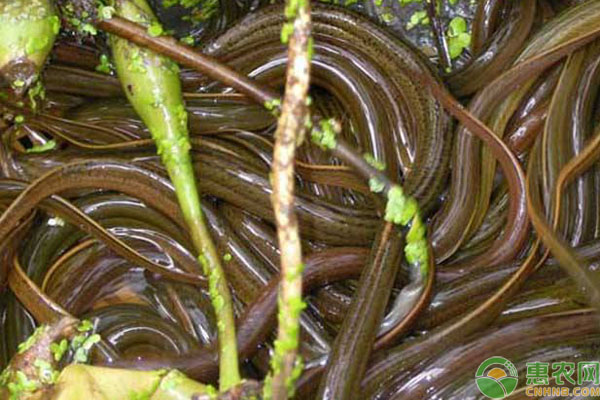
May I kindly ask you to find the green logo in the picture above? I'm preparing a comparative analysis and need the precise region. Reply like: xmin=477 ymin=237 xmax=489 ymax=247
xmin=475 ymin=356 xmax=519 ymax=399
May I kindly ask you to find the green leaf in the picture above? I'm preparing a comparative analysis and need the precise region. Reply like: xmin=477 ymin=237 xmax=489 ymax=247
xmin=280 ymin=22 xmax=294 ymax=44
xmin=407 ymin=10 xmax=428 ymax=30
xmin=448 ymin=32 xmax=471 ymax=59
xmin=99 ymin=5 xmax=115 ymax=19
xmin=76 ymin=319 xmax=93 ymax=333
xmin=82 ymin=334 xmax=101 ymax=351
xmin=448 ymin=16 xmax=467 ymax=37
xmin=80 ymin=23 xmax=97 ymax=35
xmin=16 ymin=371 xmax=38 ymax=392
xmin=398 ymin=197 xmax=418 ymax=225
xmin=17 ymin=326 xmax=46 ymax=353
xmin=455 ymin=32 xmax=471 ymax=47
xmin=50 ymin=339 xmax=68 ymax=362
xmin=34 ymin=359 xmax=57 ymax=384
xmin=73 ymin=334 xmax=100 ymax=364
xmin=180 ymin=35 xmax=195 ymax=45
xmin=364 ymin=153 xmax=386 ymax=171
xmin=311 ymin=119 xmax=339 ymax=150
xmin=384 ymin=186 xmax=406 ymax=225
xmin=447 ymin=17 xmax=471 ymax=59
xmin=147 ymin=21 xmax=163 ymax=37
xmin=405 ymin=238 xmax=428 ymax=266
xmin=369 ymin=177 xmax=385 ymax=193
xmin=381 ymin=12 xmax=395 ymax=23
xmin=95 ymin=54 xmax=113 ymax=74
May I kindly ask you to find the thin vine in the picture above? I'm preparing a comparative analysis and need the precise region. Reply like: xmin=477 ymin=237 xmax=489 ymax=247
xmin=263 ymin=0 xmax=312 ymax=398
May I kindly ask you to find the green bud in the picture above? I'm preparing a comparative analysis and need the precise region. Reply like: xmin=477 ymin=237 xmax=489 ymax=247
xmin=384 ymin=185 xmax=406 ymax=225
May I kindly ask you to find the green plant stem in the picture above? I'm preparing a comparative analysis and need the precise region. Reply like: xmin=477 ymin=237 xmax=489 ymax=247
xmin=106 ymin=0 xmax=239 ymax=391
xmin=0 ymin=0 xmax=59 ymax=95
